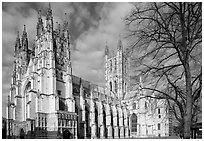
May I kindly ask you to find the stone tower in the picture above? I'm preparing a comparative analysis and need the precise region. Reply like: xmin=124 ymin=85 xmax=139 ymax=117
xmin=7 ymin=4 xmax=77 ymax=138
xmin=105 ymin=40 xmax=129 ymax=100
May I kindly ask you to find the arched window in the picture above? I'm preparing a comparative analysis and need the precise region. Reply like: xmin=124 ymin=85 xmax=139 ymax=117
xmin=109 ymin=81 xmax=112 ymax=91
xmin=110 ymin=60 xmax=112 ymax=72
xmin=131 ymin=113 xmax=137 ymax=132
xmin=115 ymin=58 xmax=117 ymax=71
xmin=158 ymin=123 xmax=161 ymax=130
xmin=95 ymin=104 xmax=99 ymax=138
xmin=25 ymin=82 xmax=31 ymax=119
xmin=114 ymin=81 xmax=117 ymax=93
xmin=103 ymin=106 xmax=107 ymax=138
xmin=133 ymin=103 xmax=136 ymax=109
xmin=59 ymin=98 xmax=65 ymax=111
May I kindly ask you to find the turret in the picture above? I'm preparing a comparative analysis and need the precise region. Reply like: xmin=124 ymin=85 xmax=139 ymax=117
xmin=56 ymin=22 xmax=61 ymax=34
xmin=62 ymin=13 xmax=69 ymax=40
xmin=117 ymin=39 xmax=123 ymax=51
xmin=116 ymin=39 xmax=123 ymax=100
xmin=45 ymin=3 xmax=53 ymax=32
xmin=11 ymin=61 xmax=17 ymax=84
xmin=105 ymin=42 xmax=109 ymax=56
xmin=21 ymin=25 xmax=28 ymax=52
xmin=7 ymin=95 xmax=12 ymax=120
xmin=14 ymin=31 xmax=21 ymax=57
xmin=37 ymin=10 xmax=44 ymax=38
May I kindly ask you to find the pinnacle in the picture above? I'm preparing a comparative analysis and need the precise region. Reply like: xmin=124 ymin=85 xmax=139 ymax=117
xmin=23 ymin=25 xmax=26 ymax=32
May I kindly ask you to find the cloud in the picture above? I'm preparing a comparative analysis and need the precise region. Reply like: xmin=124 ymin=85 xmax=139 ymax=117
xmin=72 ymin=2 xmax=134 ymax=86
xmin=2 ymin=2 xmax=134 ymax=117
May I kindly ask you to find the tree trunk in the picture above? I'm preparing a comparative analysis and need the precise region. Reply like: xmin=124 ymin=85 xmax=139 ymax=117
xmin=183 ymin=61 xmax=192 ymax=139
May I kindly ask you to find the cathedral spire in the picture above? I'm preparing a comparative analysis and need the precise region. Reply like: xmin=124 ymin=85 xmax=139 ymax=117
xmin=38 ymin=9 xmax=42 ymax=20
xmin=62 ymin=13 xmax=69 ymax=39
xmin=22 ymin=25 xmax=27 ymax=38
xmin=46 ymin=2 xmax=52 ymax=20
xmin=117 ymin=39 xmax=123 ymax=51
xmin=37 ymin=10 xmax=44 ymax=38
xmin=45 ymin=2 xmax=53 ymax=32
xmin=15 ymin=31 xmax=21 ymax=56
xmin=21 ymin=25 xmax=28 ymax=51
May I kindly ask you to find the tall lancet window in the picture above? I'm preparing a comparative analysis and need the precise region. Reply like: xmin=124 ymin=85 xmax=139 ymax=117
xmin=109 ymin=81 xmax=112 ymax=91
xmin=110 ymin=60 xmax=112 ymax=72
xmin=115 ymin=80 xmax=117 ymax=93
xmin=25 ymin=82 xmax=31 ymax=119
xmin=131 ymin=113 xmax=137 ymax=132
xmin=115 ymin=58 xmax=117 ymax=71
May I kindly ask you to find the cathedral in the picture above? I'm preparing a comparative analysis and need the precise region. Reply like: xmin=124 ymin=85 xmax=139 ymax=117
xmin=6 ymin=4 xmax=173 ymax=139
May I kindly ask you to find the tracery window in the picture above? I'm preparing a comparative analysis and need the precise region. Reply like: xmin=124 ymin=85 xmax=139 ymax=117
xmin=115 ymin=58 xmax=117 ymax=71
xmin=158 ymin=108 xmax=160 ymax=114
xmin=109 ymin=81 xmax=112 ymax=91
xmin=110 ymin=60 xmax=112 ymax=72
xmin=25 ymin=82 xmax=31 ymax=119
xmin=158 ymin=123 xmax=161 ymax=130
xmin=133 ymin=103 xmax=136 ymax=109
xmin=114 ymin=80 xmax=117 ymax=93
xmin=131 ymin=113 xmax=137 ymax=132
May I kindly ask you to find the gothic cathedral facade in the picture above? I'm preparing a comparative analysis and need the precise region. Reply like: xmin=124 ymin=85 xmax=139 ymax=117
xmin=6 ymin=5 xmax=173 ymax=139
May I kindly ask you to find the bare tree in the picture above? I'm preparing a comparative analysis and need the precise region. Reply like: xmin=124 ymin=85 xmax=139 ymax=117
xmin=125 ymin=2 xmax=201 ymax=139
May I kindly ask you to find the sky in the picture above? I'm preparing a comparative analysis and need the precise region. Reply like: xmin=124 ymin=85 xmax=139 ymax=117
xmin=2 ymin=2 xmax=134 ymax=117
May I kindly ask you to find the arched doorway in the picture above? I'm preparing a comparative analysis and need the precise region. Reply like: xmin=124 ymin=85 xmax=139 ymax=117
xmin=20 ymin=128 xmax=25 ymax=139
xmin=63 ymin=129 xmax=72 ymax=139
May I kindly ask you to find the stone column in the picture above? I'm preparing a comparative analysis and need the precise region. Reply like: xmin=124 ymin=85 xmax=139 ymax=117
xmin=123 ymin=105 xmax=129 ymax=138
xmin=100 ymin=125 xmax=105 ymax=139
xmin=105 ymin=103 xmax=112 ymax=138
xmin=74 ymin=120 xmax=77 ymax=139
xmin=98 ymin=101 xmax=104 ymax=139
xmin=91 ymin=124 xmax=96 ymax=139
xmin=118 ymin=106 xmax=124 ymax=138
xmin=107 ymin=125 xmax=112 ymax=138
xmin=120 ymin=126 xmax=124 ymax=138
xmin=125 ymin=127 xmax=129 ymax=138
xmin=113 ymin=105 xmax=119 ymax=138
xmin=90 ymin=90 xmax=96 ymax=139
xmin=114 ymin=126 xmax=119 ymax=138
